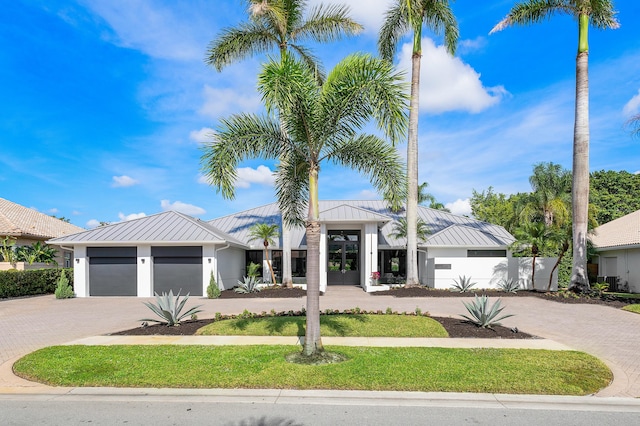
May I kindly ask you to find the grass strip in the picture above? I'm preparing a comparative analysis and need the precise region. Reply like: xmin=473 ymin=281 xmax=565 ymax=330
xmin=196 ymin=314 xmax=448 ymax=337
xmin=14 ymin=345 xmax=610 ymax=395
xmin=622 ymin=304 xmax=640 ymax=314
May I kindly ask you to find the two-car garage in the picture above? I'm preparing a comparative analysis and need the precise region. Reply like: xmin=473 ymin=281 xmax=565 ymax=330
xmin=87 ymin=246 xmax=203 ymax=296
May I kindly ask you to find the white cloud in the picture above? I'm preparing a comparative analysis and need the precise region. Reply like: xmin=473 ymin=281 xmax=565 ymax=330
xmin=72 ymin=210 xmax=82 ymax=216
xmin=235 ymin=165 xmax=276 ymax=189
xmin=357 ymin=189 xmax=378 ymax=200
xmin=160 ymin=200 xmax=205 ymax=216
xmin=197 ymin=174 xmax=211 ymax=185
xmin=189 ymin=127 xmax=215 ymax=144
xmin=445 ymin=198 xmax=471 ymax=217
xmin=112 ymin=175 xmax=139 ymax=187
xmin=459 ymin=37 xmax=487 ymax=54
xmin=48 ymin=208 xmax=59 ymax=214
xmin=199 ymin=85 xmax=261 ymax=119
xmin=82 ymin=1 xmax=202 ymax=61
xmin=623 ymin=89 xmax=640 ymax=116
xmin=118 ymin=212 xmax=146 ymax=221
xmin=635 ymin=171 xmax=640 ymax=175
xmin=397 ymin=38 xmax=508 ymax=114
xmin=86 ymin=219 xmax=101 ymax=228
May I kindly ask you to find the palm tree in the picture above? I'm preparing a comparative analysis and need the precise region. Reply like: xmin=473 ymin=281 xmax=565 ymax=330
xmin=201 ymin=53 xmax=408 ymax=356
xmin=511 ymin=221 xmax=555 ymax=290
xmin=247 ymin=223 xmax=280 ymax=285
xmin=206 ymin=0 xmax=362 ymax=289
xmin=626 ymin=114 xmax=640 ymax=137
xmin=390 ymin=217 xmax=430 ymax=243
xmin=490 ymin=1 xmax=619 ymax=293
xmin=379 ymin=1 xmax=458 ymax=286
xmin=520 ymin=162 xmax=571 ymax=227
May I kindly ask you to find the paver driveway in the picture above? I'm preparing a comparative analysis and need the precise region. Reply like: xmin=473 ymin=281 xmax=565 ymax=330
xmin=1 ymin=288 xmax=639 ymax=397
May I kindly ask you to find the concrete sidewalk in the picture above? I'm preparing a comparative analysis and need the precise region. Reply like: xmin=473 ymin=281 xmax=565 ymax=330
xmin=2 ymin=288 xmax=640 ymax=397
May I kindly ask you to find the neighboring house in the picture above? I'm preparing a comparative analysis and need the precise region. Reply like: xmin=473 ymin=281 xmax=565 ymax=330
xmin=0 ymin=197 xmax=84 ymax=269
xmin=50 ymin=200 xmax=557 ymax=297
xmin=591 ymin=209 xmax=640 ymax=293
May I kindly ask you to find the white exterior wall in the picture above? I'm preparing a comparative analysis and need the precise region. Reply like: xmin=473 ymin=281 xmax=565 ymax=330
xmin=598 ymin=248 xmax=640 ymax=293
xmin=73 ymin=245 xmax=89 ymax=297
xmin=203 ymin=244 xmax=217 ymax=294
xmin=216 ymin=246 xmax=244 ymax=290
xmin=363 ymin=223 xmax=378 ymax=291
xmin=137 ymin=245 xmax=152 ymax=296
xmin=508 ymin=257 xmax=558 ymax=291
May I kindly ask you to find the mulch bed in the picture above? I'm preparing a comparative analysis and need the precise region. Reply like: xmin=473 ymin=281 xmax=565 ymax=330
xmin=218 ymin=287 xmax=306 ymax=299
xmin=111 ymin=316 xmax=533 ymax=339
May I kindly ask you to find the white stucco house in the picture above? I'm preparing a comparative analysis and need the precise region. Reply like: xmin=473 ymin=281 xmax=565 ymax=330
xmin=49 ymin=200 xmax=557 ymax=297
xmin=591 ymin=209 xmax=640 ymax=293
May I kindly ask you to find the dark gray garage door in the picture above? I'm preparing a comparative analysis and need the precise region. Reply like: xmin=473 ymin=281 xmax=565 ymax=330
xmin=152 ymin=246 xmax=203 ymax=296
xmin=88 ymin=247 xmax=137 ymax=296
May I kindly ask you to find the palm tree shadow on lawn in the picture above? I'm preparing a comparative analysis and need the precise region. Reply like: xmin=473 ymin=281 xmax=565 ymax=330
xmin=228 ymin=315 xmax=367 ymax=336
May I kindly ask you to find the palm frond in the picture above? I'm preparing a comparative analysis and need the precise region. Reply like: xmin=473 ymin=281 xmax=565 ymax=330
xmin=490 ymin=0 xmax=571 ymax=33
xmin=275 ymin=151 xmax=309 ymax=227
xmin=421 ymin=0 xmax=460 ymax=55
xmin=378 ymin=1 xmax=410 ymax=62
xmin=293 ymin=3 xmax=363 ymax=42
xmin=327 ymin=134 xmax=406 ymax=207
xmin=206 ymin=22 xmax=278 ymax=71
xmin=588 ymin=0 xmax=620 ymax=30
xmin=200 ymin=114 xmax=284 ymax=199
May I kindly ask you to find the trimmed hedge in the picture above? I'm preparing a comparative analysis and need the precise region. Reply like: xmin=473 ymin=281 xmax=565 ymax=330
xmin=0 ymin=268 xmax=74 ymax=299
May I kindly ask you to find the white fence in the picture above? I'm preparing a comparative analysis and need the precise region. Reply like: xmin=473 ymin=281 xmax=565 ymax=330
xmin=425 ymin=257 xmax=558 ymax=291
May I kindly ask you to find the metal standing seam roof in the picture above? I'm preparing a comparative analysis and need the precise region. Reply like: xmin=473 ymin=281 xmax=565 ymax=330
xmin=49 ymin=210 xmax=244 ymax=246
xmin=208 ymin=200 xmax=514 ymax=249
xmin=0 ymin=197 xmax=85 ymax=239
xmin=591 ymin=210 xmax=640 ymax=249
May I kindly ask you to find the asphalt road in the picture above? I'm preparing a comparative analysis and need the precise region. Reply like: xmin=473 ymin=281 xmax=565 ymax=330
xmin=2 ymin=393 xmax=640 ymax=426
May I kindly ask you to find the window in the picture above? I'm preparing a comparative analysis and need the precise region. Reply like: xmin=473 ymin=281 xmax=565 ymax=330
xmin=467 ymin=250 xmax=507 ymax=258
xmin=271 ymin=250 xmax=307 ymax=281
xmin=245 ymin=250 xmax=263 ymax=277
xmin=377 ymin=250 xmax=406 ymax=283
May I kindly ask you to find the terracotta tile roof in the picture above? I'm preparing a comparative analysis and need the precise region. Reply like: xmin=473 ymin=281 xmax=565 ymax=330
xmin=0 ymin=198 xmax=85 ymax=239
xmin=591 ymin=210 xmax=640 ymax=249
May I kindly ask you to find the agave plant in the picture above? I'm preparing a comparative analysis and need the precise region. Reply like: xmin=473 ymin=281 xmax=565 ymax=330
xmin=141 ymin=289 xmax=203 ymax=326
xmin=234 ymin=276 xmax=261 ymax=294
xmin=450 ymin=275 xmax=477 ymax=293
xmin=460 ymin=295 xmax=514 ymax=328
xmin=497 ymin=278 xmax=520 ymax=294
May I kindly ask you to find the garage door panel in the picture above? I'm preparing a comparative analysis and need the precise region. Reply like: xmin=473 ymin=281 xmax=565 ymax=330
xmin=89 ymin=257 xmax=137 ymax=296
xmin=152 ymin=247 xmax=203 ymax=296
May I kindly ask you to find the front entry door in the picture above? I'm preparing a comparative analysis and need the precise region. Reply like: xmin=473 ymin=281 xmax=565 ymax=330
xmin=327 ymin=230 xmax=360 ymax=285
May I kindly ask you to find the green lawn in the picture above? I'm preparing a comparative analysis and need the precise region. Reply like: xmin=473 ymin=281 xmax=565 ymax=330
xmin=622 ymin=304 xmax=640 ymax=314
xmin=14 ymin=345 xmax=611 ymax=395
xmin=197 ymin=314 xmax=448 ymax=338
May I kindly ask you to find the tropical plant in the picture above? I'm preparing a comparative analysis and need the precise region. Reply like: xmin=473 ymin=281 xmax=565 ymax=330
xmin=201 ymin=53 xmax=408 ymax=356
xmin=206 ymin=0 xmax=362 ymax=288
xmin=491 ymin=0 xmax=619 ymax=293
xmin=246 ymin=262 xmax=261 ymax=279
xmin=141 ymin=290 xmax=203 ymax=327
xmin=592 ymin=282 xmax=609 ymax=297
xmin=0 ymin=237 xmax=17 ymax=265
xmin=511 ymin=221 xmax=555 ymax=290
xmin=54 ymin=270 xmax=75 ymax=299
xmin=520 ymin=162 xmax=571 ymax=227
xmin=235 ymin=276 xmax=262 ymax=294
xmin=379 ymin=0 xmax=458 ymax=287
xmin=626 ymin=113 xmax=640 ymax=138
xmin=390 ymin=217 xmax=430 ymax=243
xmin=497 ymin=278 xmax=520 ymax=294
xmin=461 ymin=295 xmax=514 ymax=328
xmin=248 ymin=222 xmax=280 ymax=284
xmin=450 ymin=275 xmax=477 ymax=293
xmin=14 ymin=242 xmax=58 ymax=265
xmin=207 ymin=272 xmax=221 ymax=299
xmin=418 ymin=181 xmax=450 ymax=211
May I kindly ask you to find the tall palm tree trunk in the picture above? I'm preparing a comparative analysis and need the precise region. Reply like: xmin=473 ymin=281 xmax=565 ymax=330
xmin=405 ymin=49 xmax=421 ymax=287
xmin=570 ymin=14 xmax=591 ymax=293
xmin=531 ymin=252 xmax=537 ymax=290
xmin=282 ymin=226 xmax=293 ymax=287
xmin=304 ymin=165 xmax=323 ymax=355
xmin=264 ymin=244 xmax=277 ymax=285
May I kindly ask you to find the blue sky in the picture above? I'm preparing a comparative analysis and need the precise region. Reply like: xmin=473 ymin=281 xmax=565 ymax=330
xmin=2 ymin=0 xmax=639 ymax=228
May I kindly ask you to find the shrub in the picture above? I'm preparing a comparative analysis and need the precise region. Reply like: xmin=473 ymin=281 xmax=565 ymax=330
xmin=141 ymin=290 xmax=203 ymax=326
xmin=54 ymin=270 xmax=75 ymax=299
xmin=461 ymin=295 xmax=514 ymax=328
xmin=234 ymin=276 xmax=261 ymax=294
xmin=246 ymin=262 xmax=261 ymax=279
xmin=207 ymin=272 xmax=221 ymax=299
xmin=497 ymin=278 xmax=520 ymax=293
xmin=0 ymin=268 xmax=72 ymax=298
xmin=450 ymin=275 xmax=477 ymax=293
xmin=592 ymin=282 xmax=609 ymax=297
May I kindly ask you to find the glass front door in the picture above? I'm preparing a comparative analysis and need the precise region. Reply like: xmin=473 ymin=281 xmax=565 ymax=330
xmin=327 ymin=230 xmax=360 ymax=285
